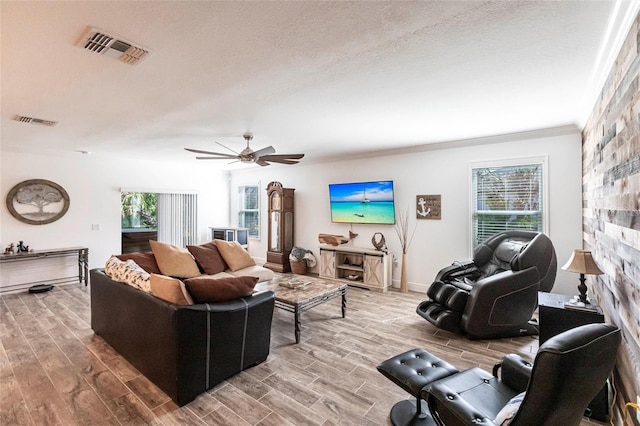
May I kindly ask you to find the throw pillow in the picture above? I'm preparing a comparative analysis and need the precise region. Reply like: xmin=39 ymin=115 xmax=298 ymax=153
xmin=187 ymin=241 xmax=228 ymax=275
xmin=105 ymin=255 xmax=124 ymax=277
xmin=494 ymin=392 xmax=525 ymax=426
xmin=149 ymin=274 xmax=193 ymax=305
xmin=149 ymin=240 xmax=201 ymax=278
xmin=105 ymin=256 xmax=151 ymax=292
xmin=116 ymin=251 xmax=161 ymax=274
xmin=183 ymin=275 xmax=258 ymax=303
xmin=213 ymin=239 xmax=256 ymax=272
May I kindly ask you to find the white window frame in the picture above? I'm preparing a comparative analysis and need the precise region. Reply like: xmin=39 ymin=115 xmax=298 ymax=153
xmin=238 ymin=185 xmax=260 ymax=239
xmin=468 ymin=156 xmax=549 ymax=253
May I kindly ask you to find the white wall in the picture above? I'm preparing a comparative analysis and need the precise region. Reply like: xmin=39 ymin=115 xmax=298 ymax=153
xmin=0 ymin=151 xmax=229 ymax=276
xmin=1 ymin=126 xmax=583 ymax=295
xmin=229 ymin=127 xmax=584 ymax=295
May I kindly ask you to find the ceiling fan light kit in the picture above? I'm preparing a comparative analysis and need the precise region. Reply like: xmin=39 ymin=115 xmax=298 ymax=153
xmin=185 ymin=133 xmax=304 ymax=166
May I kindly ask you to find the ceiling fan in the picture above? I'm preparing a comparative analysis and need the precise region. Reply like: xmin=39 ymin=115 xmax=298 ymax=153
xmin=184 ymin=133 xmax=304 ymax=166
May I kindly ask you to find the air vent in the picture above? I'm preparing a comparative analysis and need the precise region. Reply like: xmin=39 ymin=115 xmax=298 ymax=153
xmin=77 ymin=27 xmax=152 ymax=65
xmin=14 ymin=115 xmax=58 ymax=127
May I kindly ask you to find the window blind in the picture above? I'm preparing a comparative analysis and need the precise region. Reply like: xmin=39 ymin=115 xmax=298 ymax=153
xmin=157 ymin=193 xmax=198 ymax=247
xmin=472 ymin=163 xmax=543 ymax=248
xmin=239 ymin=185 xmax=260 ymax=239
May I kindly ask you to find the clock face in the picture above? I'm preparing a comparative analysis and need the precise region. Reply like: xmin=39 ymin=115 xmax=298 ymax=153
xmin=271 ymin=193 xmax=281 ymax=210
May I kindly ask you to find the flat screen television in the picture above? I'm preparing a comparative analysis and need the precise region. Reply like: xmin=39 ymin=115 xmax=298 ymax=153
xmin=329 ymin=180 xmax=395 ymax=224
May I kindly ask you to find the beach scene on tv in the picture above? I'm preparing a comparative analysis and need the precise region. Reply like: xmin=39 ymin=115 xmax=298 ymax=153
xmin=329 ymin=180 xmax=396 ymax=224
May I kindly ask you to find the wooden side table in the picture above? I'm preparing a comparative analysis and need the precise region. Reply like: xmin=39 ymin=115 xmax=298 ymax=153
xmin=538 ymin=292 xmax=604 ymax=344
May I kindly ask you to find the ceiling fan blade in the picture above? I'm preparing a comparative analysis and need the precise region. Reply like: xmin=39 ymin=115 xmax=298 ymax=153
xmin=195 ymin=156 xmax=241 ymax=160
xmin=262 ymin=158 xmax=300 ymax=165
xmin=216 ymin=141 xmax=240 ymax=155
xmin=185 ymin=148 xmax=237 ymax=158
xmin=256 ymin=159 xmax=270 ymax=167
xmin=253 ymin=146 xmax=276 ymax=158
xmin=260 ymin=153 xmax=304 ymax=161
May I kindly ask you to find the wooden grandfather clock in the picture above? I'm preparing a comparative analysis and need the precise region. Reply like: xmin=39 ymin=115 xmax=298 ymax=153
xmin=264 ymin=181 xmax=295 ymax=273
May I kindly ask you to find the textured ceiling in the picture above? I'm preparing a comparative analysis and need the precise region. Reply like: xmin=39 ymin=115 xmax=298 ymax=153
xmin=0 ymin=1 xmax=635 ymax=168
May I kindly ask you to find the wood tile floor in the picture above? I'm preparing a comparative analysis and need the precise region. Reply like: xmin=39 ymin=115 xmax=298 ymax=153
xmin=0 ymin=282 xmax=604 ymax=425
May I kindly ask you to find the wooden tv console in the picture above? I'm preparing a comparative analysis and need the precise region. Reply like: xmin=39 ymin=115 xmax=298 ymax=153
xmin=318 ymin=245 xmax=392 ymax=292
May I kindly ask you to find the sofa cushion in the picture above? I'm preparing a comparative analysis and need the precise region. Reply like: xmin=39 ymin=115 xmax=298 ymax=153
xmin=214 ymin=240 xmax=256 ymax=272
xmin=183 ymin=275 xmax=258 ymax=303
xmin=206 ymin=271 xmax=236 ymax=279
xmin=149 ymin=274 xmax=193 ymax=305
xmin=105 ymin=256 xmax=151 ymax=292
xmin=116 ymin=251 xmax=161 ymax=274
xmin=150 ymin=240 xmax=201 ymax=278
xmin=228 ymin=264 xmax=274 ymax=282
xmin=187 ymin=242 xmax=228 ymax=275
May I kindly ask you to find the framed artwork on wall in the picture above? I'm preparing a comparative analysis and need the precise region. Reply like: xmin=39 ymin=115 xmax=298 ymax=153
xmin=6 ymin=179 xmax=70 ymax=225
xmin=416 ymin=194 xmax=441 ymax=220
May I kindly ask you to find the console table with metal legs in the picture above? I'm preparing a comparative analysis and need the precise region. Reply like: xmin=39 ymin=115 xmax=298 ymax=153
xmin=0 ymin=247 xmax=89 ymax=293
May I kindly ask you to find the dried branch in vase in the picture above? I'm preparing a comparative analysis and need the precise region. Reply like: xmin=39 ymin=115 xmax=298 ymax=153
xmin=395 ymin=207 xmax=418 ymax=254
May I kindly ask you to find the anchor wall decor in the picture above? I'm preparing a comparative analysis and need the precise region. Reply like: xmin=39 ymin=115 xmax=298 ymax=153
xmin=416 ymin=194 xmax=441 ymax=220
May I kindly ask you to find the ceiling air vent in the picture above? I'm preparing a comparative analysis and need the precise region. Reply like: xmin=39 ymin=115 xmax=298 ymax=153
xmin=14 ymin=115 xmax=58 ymax=127
xmin=77 ymin=27 xmax=152 ymax=65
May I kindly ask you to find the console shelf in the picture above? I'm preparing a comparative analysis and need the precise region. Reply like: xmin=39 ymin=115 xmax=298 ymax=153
xmin=319 ymin=245 xmax=391 ymax=292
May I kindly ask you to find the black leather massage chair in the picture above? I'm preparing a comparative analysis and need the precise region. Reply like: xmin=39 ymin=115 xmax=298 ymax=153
xmin=417 ymin=230 xmax=557 ymax=339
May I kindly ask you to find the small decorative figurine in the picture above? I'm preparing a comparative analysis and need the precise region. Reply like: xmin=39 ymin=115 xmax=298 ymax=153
xmin=17 ymin=241 xmax=29 ymax=253
xmin=318 ymin=231 xmax=359 ymax=246
xmin=371 ymin=232 xmax=387 ymax=252
xmin=4 ymin=243 xmax=15 ymax=254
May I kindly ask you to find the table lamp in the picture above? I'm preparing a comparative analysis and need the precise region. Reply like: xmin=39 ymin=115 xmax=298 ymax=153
xmin=561 ymin=249 xmax=603 ymax=304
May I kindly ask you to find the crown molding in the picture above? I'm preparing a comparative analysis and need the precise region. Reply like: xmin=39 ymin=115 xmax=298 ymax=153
xmin=308 ymin=125 xmax=580 ymax=165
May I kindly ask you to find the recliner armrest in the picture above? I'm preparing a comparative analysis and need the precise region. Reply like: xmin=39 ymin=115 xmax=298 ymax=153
xmin=426 ymin=382 xmax=498 ymax=426
xmin=495 ymin=354 xmax=532 ymax=393
xmin=435 ymin=259 xmax=477 ymax=282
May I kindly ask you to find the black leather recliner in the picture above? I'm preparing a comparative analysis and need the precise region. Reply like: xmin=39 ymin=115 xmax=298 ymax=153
xmin=425 ymin=323 xmax=621 ymax=426
xmin=417 ymin=231 xmax=557 ymax=339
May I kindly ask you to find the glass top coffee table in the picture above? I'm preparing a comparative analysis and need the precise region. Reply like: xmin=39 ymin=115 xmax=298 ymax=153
xmin=256 ymin=274 xmax=347 ymax=343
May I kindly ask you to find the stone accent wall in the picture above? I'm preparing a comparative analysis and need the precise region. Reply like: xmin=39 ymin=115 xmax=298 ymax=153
xmin=582 ymin=11 xmax=640 ymax=423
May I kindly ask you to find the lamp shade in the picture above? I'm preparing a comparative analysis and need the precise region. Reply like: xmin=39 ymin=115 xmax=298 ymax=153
xmin=561 ymin=250 xmax=604 ymax=275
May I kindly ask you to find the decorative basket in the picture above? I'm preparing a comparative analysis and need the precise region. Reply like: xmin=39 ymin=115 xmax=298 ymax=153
xmin=290 ymin=260 xmax=307 ymax=275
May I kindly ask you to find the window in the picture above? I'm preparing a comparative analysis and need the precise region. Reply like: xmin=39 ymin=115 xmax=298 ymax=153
xmin=121 ymin=190 xmax=197 ymax=247
xmin=121 ymin=192 xmax=157 ymax=229
xmin=239 ymin=185 xmax=260 ymax=239
xmin=470 ymin=157 xmax=547 ymax=248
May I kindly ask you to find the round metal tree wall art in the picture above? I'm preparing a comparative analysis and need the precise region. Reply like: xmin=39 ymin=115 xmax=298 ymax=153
xmin=6 ymin=179 xmax=70 ymax=225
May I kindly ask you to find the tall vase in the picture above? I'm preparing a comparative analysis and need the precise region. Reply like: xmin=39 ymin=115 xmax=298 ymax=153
xmin=400 ymin=252 xmax=408 ymax=293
